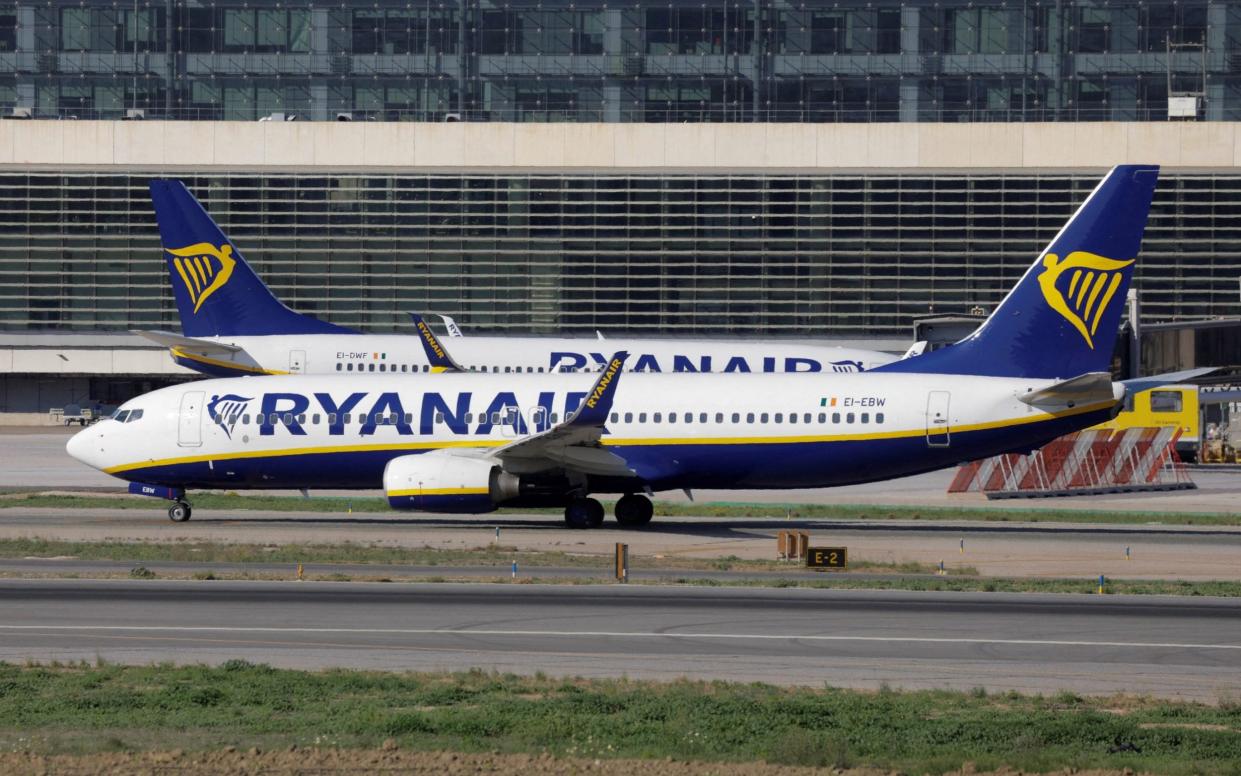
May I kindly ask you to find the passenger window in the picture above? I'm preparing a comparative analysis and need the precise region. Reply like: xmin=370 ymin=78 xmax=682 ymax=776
xmin=715 ymin=412 xmax=724 ymax=423
xmin=379 ymin=364 xmax=386 ymax=372
xmin=297 ymin=414 xmax=306 ymax=424
xmin=435 ymin=412 xmax=444 ymax=424
xmin=668 ymin=413 xmax=676 ymax=424
xmin=876 ymin=412 xmax=885 ymax=424
xmin=731 ymin=413 xmax=740 ymax=423
xmin=832 ymin=412 xmax=840 ymax=423
xmin=242 ymin=414 xmax=250 ymax=424
xmin=550 ymin=413 xmax=559 ymax=423
xmin=335 ymin=363 xmax=342 ymax=372
xmin=788 ymin=413 xmax=797 ymax=425
xmin=699 ymin=413 xmax=707 ymax=423
xmin=818 ymin=413 xmax=826 ymax=423
xmin=401 ymin=364 xmax=408 ymax=373
xmin=638 ymin=412 xmax=647 ymax=423
xmin=804 ymin=413 xmax=811 ymax=423
xmin=311 ymin=413 xmax=320 ymax=424
xmin=847 ymin=413 xmax=855 ymax=423
xmin=685 ymin=413 xmax=693 ymax=424
xmin=760 ymin=413 xmax=769 ymax=423
xmin=492 ymin=412 xmax=502 ymax=424
xmin=775 ymin=413 xmax=783 ymax=423
xmin=538 ymin=367 xmax=545 ymax=373
xmin=746 ymin=412 xmax=755 ymax=423
xmin=346 ymin=363 xmax=353 ymax=372
xmin=343 ymin=413 xmax=351 ymax=424
xmin=610 ymin=412 xmax=618 ymax=423
xmin=504 ymin=366 xmax=512 ymax=373
xmin=653 ymin=412 xmax=662 ymax=423
xmin=328 ymin=413 xmax=337 ymax=425
xmin=622 ymin=412 xmax=631 ymax=423
xmin=861 ymin=413 xmax=869 ymax=423
xmin=368 ymin=363 xmax=375 ymax=372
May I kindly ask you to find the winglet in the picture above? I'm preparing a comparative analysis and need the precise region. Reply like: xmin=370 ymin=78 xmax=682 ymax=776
xmin=438 ymin=314 xmax=464 ymax=337
xmin=410 ymin=313 xmax=465 ymax=372
xmin=566 ymin=351 xmax=629 ymax=427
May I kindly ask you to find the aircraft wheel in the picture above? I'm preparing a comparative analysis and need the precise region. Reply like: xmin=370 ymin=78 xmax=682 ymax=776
xmin=168 ymin=501 xmax=192 ymax=522
xmin=614 ymin=494 xmax=654 ymax=528
xmin=564 ymin=497 xmax=605 ymax=529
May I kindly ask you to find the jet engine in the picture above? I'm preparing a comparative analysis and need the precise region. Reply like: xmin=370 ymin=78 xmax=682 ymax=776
xmin=383 ymin=451 xmax=517 ymax=513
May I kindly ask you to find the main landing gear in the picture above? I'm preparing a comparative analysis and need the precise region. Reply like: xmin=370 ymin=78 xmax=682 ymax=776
xmin=168 ymin=501 xmax=192 ymax=522
xmin=564 ymin=497 xmax=605 ymax=529
xmin=562 ymin=494 xmax=654 ymax=529
xmin=614 ymin=494 xmax=654 ymax=528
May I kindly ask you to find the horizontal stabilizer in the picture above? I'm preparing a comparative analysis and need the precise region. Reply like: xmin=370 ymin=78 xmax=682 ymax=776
xmin=1121 ymin=367 xmax=1218 ymax=397
xmin=132 ymin=330 xmax=241 ymax=354
xmin=1019 ymin=372 xmax=1115 ymax=408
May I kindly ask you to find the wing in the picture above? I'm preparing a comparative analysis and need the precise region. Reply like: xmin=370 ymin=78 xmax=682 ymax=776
xmin=492 ymin=351 xmax=635 ymax=477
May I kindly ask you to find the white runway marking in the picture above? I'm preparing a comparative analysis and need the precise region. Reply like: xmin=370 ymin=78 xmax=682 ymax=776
xmin=0 ymin=625 xmax=1237 ymax=651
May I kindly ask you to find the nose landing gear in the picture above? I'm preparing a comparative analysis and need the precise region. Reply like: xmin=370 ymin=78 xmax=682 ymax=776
xmin=168 ymin=501 xmax=192 ymax=522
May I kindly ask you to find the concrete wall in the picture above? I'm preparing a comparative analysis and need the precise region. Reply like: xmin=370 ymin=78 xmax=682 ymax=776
xmin=0 ymin=334 xmax=191 ymax=376
xmin=1 ymin=121 xmax=1238 ymax=172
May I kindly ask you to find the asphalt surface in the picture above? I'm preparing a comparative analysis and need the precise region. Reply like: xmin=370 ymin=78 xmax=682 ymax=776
xmin=1 ymin=579 xmax=1238 ymax=700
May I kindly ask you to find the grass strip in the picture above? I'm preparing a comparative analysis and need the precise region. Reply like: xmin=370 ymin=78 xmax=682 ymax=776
xmin=0 ymin=663 xmax=1239 ymax=773
xmin=2 ymin=492 xmax=1239 ymax=525
xmin=0 ymin=537 xmax=966 ymax=576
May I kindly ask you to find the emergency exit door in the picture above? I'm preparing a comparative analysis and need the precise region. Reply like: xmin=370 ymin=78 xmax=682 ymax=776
xmin=926 ymin=391 xmax=951 ymax=447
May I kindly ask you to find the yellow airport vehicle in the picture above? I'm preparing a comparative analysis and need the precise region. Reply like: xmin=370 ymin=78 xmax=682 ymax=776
xmin=1094 ymin=384 xmax=1199 ymax=462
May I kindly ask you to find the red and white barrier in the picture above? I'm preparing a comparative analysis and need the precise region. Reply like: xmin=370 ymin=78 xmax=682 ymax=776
xmin=948 ymin=427 xmax=1194 ymax=499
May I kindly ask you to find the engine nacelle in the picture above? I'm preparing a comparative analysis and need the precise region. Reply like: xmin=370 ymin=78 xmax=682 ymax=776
xmin=384 ymin=451 xmax=516 ymax=513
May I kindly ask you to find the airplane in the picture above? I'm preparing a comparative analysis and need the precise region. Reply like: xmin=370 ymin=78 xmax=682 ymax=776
xmin=71 ymin=165 xmax=1173 ymax=529
xmin=138 ymin=180 xmax=899 ymax=378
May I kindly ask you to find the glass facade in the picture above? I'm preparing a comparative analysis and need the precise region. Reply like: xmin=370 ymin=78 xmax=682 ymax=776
xmin=0 ymin=171 xmax=1235 ymax=336
xmin=0 ymin=0 xmax=1234 ymax=121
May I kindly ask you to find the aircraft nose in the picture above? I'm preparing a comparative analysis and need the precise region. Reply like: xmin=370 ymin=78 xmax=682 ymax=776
xmin=65 ymin=425 xmax=105 ymax=471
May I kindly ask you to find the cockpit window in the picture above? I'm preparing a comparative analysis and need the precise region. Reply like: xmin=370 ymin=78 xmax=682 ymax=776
xmin=112 ymin=410 xmax=130 ymax=422
xmin=126 ymin=409 xmax=143 ymax=422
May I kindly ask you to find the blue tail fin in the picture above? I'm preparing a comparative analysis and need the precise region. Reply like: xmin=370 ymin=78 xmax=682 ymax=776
xmin=879 ymin=164 xmax=1159 ymax=379
xmin=149 ymin=180 xmax=354 ymax=338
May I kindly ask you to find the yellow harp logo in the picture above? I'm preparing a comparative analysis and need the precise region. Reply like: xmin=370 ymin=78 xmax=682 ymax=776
xmin=166 ymin=243 xmax=236 ymax=314
xmin=1037 ymin=251 xmax=1134 ymax=349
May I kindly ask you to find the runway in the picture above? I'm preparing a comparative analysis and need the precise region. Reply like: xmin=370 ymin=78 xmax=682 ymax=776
xmin=1 ymin=579 xmax=1238 ymax=700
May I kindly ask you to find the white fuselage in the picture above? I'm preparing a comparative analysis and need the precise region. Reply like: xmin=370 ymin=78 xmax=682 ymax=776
xmin=68 ymin=371 xmax=1120 ymax=493
xmin=172 ymin=333 xmax=897 ymax=376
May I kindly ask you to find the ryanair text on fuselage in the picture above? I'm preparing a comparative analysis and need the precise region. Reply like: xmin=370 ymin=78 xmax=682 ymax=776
xmin=223 ymin=390 xmax=620 ymax=438
xmin=549 ymin=352 xmax=863 ymax=373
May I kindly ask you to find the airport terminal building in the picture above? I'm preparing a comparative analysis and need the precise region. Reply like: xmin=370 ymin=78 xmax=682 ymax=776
xmin=0 ymin=0 xmax=1239 ymax=414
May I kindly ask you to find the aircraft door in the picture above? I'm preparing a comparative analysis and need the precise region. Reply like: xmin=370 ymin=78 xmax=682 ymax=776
xmin=500 ymin=407 xmax=524 ymax=438
xmin=926 ymin=391 xmax=951 ymax=447
xmin=178 ymin=391 xmax=205 ymax=448
xmin=289 ymin=350 xmax=306 ymax=373
xmin=529 ymin=406 xmax=549 ymax=433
